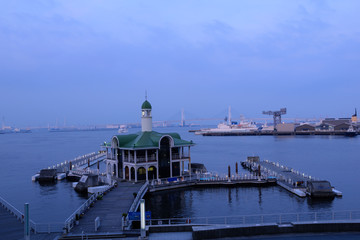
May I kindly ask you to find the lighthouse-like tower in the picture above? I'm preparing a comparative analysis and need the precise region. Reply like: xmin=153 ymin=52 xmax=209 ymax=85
xmin=141 ymin=99 xmax=152 ymax=132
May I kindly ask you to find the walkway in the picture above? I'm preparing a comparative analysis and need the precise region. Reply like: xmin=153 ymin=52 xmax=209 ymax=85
xmin=71 ymin=181 xmax=143 ymax=234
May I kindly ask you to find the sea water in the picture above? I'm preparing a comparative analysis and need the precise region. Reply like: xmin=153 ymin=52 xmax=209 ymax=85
xmin=0 ymin=127 xmax=359 ymax=222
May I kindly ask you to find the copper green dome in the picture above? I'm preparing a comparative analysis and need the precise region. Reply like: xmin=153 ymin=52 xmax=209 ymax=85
xmin=141 ymin=100 xmax=152 ymax=109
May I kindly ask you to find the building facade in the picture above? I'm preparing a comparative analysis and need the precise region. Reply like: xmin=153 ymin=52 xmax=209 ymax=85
xmin=104 ymin=100 xmax=194 ymax=182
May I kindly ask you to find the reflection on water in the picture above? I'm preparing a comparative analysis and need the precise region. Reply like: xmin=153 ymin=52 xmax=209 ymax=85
xmin=146 ymin=186 xmax=329 ymax=219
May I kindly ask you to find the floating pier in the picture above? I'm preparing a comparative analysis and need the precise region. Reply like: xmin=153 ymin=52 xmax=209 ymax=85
xmin=32 ymin=151 xmax=106 ymax=182
xmin=241 ymin=157 xmax=342 ymax=198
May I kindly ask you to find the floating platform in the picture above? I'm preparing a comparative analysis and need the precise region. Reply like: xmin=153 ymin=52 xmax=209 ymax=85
xmin=241 ymin=157 xmax=342 ymax=198
xmin=148 ymin=177 xmax=276 ymax=193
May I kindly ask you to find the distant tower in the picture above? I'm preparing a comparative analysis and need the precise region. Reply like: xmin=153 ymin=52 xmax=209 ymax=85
xmin=141 ymin=98 xmax=152 ymax=132
xmin=180 ymin=108 xmax=185 ymax=127
xmin=352 ymin=108 xmax=357 ymax=123
xmin=228 ymin=106 xmax=231 ymax=125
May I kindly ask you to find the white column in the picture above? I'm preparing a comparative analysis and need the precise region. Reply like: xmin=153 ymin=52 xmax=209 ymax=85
xmin=123 ymin=165 xmax=126 ymax=180
xmin=156 ymin=150 xmax=159 ymax=180
xmin=135 ymin=167 xmax=138 ymax=182
xmin=189 ymin=146 xmax=191 ymax=180
xmin=145 ymin=150 xmax=148 ymax=162
xmin=146 ymin=165 xmax=149 ymax=182
xmin=134 ymin=151 xmax=137 ymax=164
xmin=170 ymin=147 xmax=173 ymax=178
xmin=129 ymin=167 xmax=132 ymax=181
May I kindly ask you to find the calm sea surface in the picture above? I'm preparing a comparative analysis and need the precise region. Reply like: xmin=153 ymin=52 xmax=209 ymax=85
xmin=0 ymin=127 xmax=359 ymax=222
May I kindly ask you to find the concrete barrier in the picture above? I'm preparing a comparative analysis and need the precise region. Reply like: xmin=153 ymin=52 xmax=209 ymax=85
xmin=191 ymin=221 xmax=360 ymax=239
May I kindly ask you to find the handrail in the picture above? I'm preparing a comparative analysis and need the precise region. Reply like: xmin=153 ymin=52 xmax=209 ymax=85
xmin=148 ymin=210 xmax=360 ymax=226
xmin=0 ymin=196 xmax=24 ymax=222
xmin=64 ymin=181 xmax=115 ymax=232
xmin=125 ymin=182 xmax=149 ymax=230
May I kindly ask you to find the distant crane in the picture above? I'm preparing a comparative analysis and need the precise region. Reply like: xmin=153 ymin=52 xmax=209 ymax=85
xmin=262 ymin=108 xmax=287 ymax=131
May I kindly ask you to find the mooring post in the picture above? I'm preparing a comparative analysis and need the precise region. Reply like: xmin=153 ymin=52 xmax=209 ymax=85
xmin=88 ymin=158 xmax=90 ymax=168
xmin=235 ymin=162 xmax=238 ymax=176
xmin=228 ymin=165 xmax=231 ymax=182
xmin=69 ymin=161 xmax=72 ymax=171
xmin=24 ymin=203 xmax=30 ymax=240
xmin=97 ymin=160 xmax=100 ymax=170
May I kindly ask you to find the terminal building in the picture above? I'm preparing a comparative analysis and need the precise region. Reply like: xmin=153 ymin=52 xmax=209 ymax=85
xmin=104 ymin=99 xmax=194 ymax=182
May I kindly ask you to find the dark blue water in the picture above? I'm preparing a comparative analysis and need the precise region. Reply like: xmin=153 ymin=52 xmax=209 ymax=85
xmin=0 ymin=129 xmax=118 ymax=222
xmin=0 ymin=127 xmax=359 ymax=222
xmin=146 ymin=128 xmax=360 ymax=218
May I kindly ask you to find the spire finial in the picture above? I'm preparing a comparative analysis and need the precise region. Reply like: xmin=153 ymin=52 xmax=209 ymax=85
xmin=145 ymin=90 xmax=147 ymax=100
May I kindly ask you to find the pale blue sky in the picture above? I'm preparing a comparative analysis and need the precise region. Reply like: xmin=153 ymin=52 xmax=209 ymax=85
xmin=1 ymin=0 xmax=360 ymax=127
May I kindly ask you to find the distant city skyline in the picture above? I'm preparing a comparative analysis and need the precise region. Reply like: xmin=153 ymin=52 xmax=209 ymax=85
xmin=1 ymin=0 xmax=359 ymax=128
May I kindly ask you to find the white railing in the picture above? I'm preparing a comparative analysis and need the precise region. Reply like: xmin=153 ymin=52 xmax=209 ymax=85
xmin=64 ymin=182 xmax=115 ymax=232
xmin=47 ymin=152 xmax=106 ymax=172
xmin=148 ymin=210 xmax=360 ymax=226
xmin=0 ymin=196 xmax=24 ymax=222
xmin=128 ymin=182 xmax=149 ymax=213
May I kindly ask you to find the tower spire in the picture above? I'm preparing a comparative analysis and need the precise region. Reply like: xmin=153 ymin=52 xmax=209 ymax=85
xmin=145 ymin=90 xmax=147 ymax=100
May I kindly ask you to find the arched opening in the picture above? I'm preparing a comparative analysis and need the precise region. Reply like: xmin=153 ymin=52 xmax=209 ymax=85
xmin=131 ymin=167 xmax=135 ymax=181
xmin=125 ymin=166 xmax=129 ymax=180
xmin=159 ymin=137 xmax=171 ymax=178
xmin=148 ymin=166 xmax=157 ymax=180
xmin=137 ymin=167 xmax=146 ymax=181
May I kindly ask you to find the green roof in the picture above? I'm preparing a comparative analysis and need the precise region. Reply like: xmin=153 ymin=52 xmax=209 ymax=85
xmin=141 ymin=100 xmax=152 ymax=110
xmin=113 ymin=131 xmax=194 ymax=149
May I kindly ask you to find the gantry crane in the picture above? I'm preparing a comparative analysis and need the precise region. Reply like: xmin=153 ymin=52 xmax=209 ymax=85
xmin=262 ymin=108 xmax=287 ymax=131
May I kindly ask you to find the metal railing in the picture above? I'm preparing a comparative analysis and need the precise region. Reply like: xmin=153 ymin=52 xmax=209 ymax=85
xmin=148 ymin=210 xmax=360 ymax=226
xmin=64 ymin=182 xmax=115 ymax=232
xmin=0 ymin=196 xmax=24 ymax=222
xmin=128 ymin=182 xmax=149 ymax=213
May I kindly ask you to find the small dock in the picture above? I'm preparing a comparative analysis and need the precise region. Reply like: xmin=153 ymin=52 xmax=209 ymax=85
xmin=241 ymin=157 xmax=342 ymax=198
xmin=147 ymin=174 xmax=276 ymax=193
xmin=32 ymin=151 xmax=106 ymax=182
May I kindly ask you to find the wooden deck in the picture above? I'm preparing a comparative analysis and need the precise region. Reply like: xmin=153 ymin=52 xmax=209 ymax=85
xmin=70 ymin=181 xmax=143 ymax=234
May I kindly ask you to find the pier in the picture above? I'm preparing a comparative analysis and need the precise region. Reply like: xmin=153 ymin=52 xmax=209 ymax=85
xmin=241 ymin=157 xmax=342 ymax=198
xmin=32 ymin=151 xmax=106 ymax=182
xmin=69 ymin=181 xmax=144 ymax=234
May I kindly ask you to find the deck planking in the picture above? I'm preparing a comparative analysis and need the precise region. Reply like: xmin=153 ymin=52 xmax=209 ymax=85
xmin=70 ymin=181 xmax=143 ymax=234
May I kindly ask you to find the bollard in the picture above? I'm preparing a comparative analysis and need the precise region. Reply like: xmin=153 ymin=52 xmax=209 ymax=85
xmin=228 ymin=166 xmax=231 ymax=182
xmin=235 ymin=162 xmax=238 ymax=175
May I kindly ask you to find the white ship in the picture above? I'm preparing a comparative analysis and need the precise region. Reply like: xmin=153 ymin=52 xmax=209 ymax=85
xmin=195 ymin=106 xmax=258 ymax=135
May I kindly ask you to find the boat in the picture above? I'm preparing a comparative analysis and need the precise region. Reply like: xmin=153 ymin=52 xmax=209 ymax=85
xmin=38 ymin=169 xmax=57 ymax=182
xmin=306 ymin=181 xmax=336 ymax=198
xmin=118 ymin=125 xmax=128 ymax=133
xmin=344 ymin=125 xmax=357 ymax=137
xmin=195 ymin=107 xmax=258 ymax=135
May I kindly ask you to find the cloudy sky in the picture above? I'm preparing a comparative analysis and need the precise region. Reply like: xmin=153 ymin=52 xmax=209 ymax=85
xmin=1 ymin=0 xmax=360 ymax=127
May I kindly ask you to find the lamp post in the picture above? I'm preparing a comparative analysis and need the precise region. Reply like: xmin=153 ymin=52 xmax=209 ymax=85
xmin=140 ymin=199 xmax=146 ymax=238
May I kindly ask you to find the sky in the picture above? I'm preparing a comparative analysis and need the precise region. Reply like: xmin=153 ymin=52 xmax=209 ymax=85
xmin=1 ymin=0 xmax=360 ymax=127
